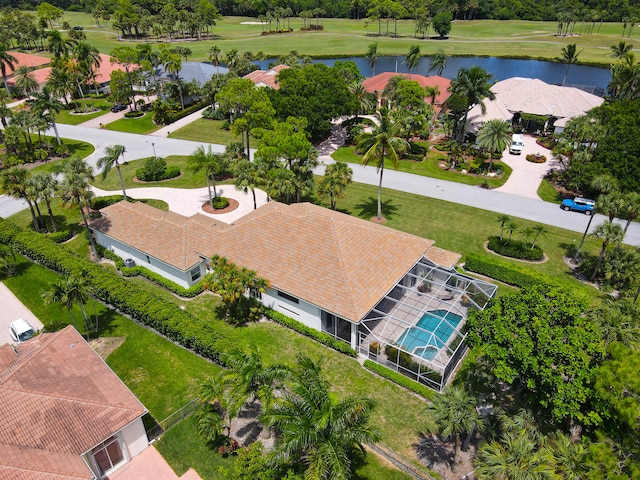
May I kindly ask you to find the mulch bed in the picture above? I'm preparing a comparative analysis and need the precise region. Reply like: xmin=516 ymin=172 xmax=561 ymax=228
xmin=201 ymin=199 xmax=239 ymax=214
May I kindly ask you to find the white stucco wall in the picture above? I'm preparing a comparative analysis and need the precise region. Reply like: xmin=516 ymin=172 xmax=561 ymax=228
xmin=93 ymin=232 xmax=200 ymax=289
xmin=119 ymin=417 xmax=149 ymax=458
xmin=262 ymin=288 xmax=322 ymax=330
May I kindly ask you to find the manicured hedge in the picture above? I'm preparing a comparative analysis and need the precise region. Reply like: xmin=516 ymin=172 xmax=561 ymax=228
xmin=211 ymin=197 xmax=229 ymax=209
xmin=164 ymin=101 xmax=208 ymax=125
xmin=363 ymin=360 xmax=433 ymax=400
xmin=464 ymin=253 xmax=555 ymax=288
xmin=487 ymin=236 xmax=544 ymax=261
xmin=265 ymin=308 xmax=357 ymax=357
xmin=47 ymin=230 xmax=74 ymax=244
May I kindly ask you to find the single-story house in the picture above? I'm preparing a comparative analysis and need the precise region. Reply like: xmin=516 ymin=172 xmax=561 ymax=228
xmin=91 ymin=201 xmax=496 ymax=390
xmin=4 ymin=51 xmax=50 ymax=76
xmin=243 ymin=64 xmax=290 ymax=89
xmin=466 ymin=77 xmax=605 ymax=134
xmin=0 ymin=325 xmax=149 ymax=479
xmin=362 ymin=72 xmax=451 ymax=111
xmin=155 ymin=61 xmax=229 ymax=87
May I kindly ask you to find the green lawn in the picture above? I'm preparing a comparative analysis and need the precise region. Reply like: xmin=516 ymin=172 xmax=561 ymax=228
xmin=54 ymin=98 xmax=113 ymax=125
xmin=105 ymin=112 xmax=160 ymax=134
xmin=333 ymin=145 xmax=513 ymax=188
xmin=169 ymin=118 xmax=240 ymax=145
xmin=537 ymin=178 xmax=566 ymax=203
xmin=59 ymin=12 xmax=623 ymax=66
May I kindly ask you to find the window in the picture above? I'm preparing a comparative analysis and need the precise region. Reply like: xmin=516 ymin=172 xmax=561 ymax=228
xmin=145 ymin=255 xmax=150 ymax=264
xmin=91 ymin=435 xmax=125 ymax=476
xmin=277 ymin=290 xmax=299 ymax=304
xmin=190 ymin=266 xmax=201 ymax=281
xmin=249 ymin=286 xmax=262 ymax=299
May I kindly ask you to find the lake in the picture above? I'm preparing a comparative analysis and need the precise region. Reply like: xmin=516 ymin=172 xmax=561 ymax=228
xmin=259 ymin=55 xmax=611 ymax=95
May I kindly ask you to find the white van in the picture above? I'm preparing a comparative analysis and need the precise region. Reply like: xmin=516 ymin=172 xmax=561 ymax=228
xmin=509 ymin=134 xmax=524 ymax=155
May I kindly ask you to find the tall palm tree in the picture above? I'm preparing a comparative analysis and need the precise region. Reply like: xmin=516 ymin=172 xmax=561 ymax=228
xmin=28 ymin=171 xmax=59 ymax=232
xmin=42 ymin=275 xmax=97 ymax=338
xmin=590 ymin=221 xmax=624 ymax=281
xmin=28 ymin=88 xmax=65 ymax=145
xmin=72 ymin=41 xmax=102 ymax=95
xmin=163 ymin=53 xmax=183 ymax=109
xmin=46 ymin=66 xmax=76 ymax=106
xmin=405 ymin=44 xmax=421 ymax=73
xmin=620 ymin=191 xmax=640 ymax=236
xmin=428 ymin=49 xmax=447 ymax=76
xmin=426 ymin=385 xmax=484 ymax=463
xmin=187 ymin=145 xmax=226 ymax=208
xmin=46 ymin=30 xmax=74 ymax=59
xmin=596 ymin=192 xmax=625 ymax=223
xmin=349 ymin=81 xmax=374 ymax=119
xmin=0 ymin=44 xmax=17 ymax=93
xmin=356 ymin=108 xmax=409 ymax=221
xmin=233 ymin=158 xmax=262 ymax=210
xmin=317 ymin=161 xmax=353 ymax=210
xmin=476 ymin=119 xmax=511 ymax=172
xmin=97 ymin=145 xmax=127 ymax=200
xmin=261 ymin=354 xmax=379 ymax=479
xmin=12 ymin=65 xmax=38 ymax=97
xmin=366 ymin=42 xmax=378 ymax=76
xmin=610 ymin=40 xmax=633 ymax=59
xmin=208 ymin=45 xmax=223 ymax=67
xmin=1 ymin=166 xmax=40 ymax=231
xmin=557 ymin=43 xmax=582 ymax=85
xmin=449 ymin=66 xmax=495 ymax=141
xmin=59 ymin=158 xmax=99 ymax=259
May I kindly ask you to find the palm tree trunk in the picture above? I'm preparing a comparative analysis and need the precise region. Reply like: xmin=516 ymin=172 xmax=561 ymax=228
xmin=25 ymin=199 xmax=39 ymax=231
xmin=79 ymin=203 xmax=99 ymax=259
xmin=246 ymin=131 xmax=250 ymax=160
xmin=205 ymin=173 xmax=213 ymax=207
xmin=211 ymin=172 xmax=218 ymax=199
xmin=45 ymin=199 xmax=58 ymax=232
xmin=51 ymin=118 xmax=62 ymax=145
xmin=251 ymin=188 xmax=257 ymax=210
xmin=377 ymin=164 xmax=384 ymax=221
xmin=116 ymin=164 xmax=127 ymax=201
xmin=33 ymin=202 xmax=46 ymax=231
xmin=590 ymin=246 xmax=607 ymax=281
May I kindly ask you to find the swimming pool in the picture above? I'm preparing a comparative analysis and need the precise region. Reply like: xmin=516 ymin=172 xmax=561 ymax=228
xmin=396 ymin=310 xmax=463 ymax=360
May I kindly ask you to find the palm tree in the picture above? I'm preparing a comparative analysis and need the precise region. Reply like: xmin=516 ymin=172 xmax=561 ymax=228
xmin=46 ymin=30 xmax=74 ymax=59
xmin=349 ymin=81 xmax=374 ymax=119
xmin=188 ymin=145 xmax=226 ymax=208
xmin=0 ymin=44 xmax=17 ymax=93
xmin=46 ymin=66 xmax=76 ymax=106
xmin=97 ymin=145 xmax=128 ymax=200
xmin=366 ymin=42 xmax=378 ymax=76
xmin=428 ymin=49 xmax=447 ymax=76
xmin=610 ymin=41 xmax=633 ymax=59
xmin=474 ymin=431 xmax=556 ymax=479
xmin=59 ymin=158 xmax=99 ymax=259
xmin=163 ymin=53 xmax=183 ymax=109
xmin=1 ymin=167 xmax=41 ymax=231
xmin=449 ymin=66 xmax=495 ymax=142
xmin=426 ymin=385 xmax=484 ymax=463
xmin=530 ymin=224 xmax=548 ymax=249
xmin=72 ymin=41 xmax=102 ymax=95
xmin=317 ymin=161 xmax=353 ymax=210
xmin=557 ymin=43 xmax=582 ymax=85
xmin=620 ymin=191 xmax=640 ymax=236
xmin=405 ymin=44 xmax=421 ymax=73
xmin=548 ymin=432 xmax=589 ymax=480
xmin=590 ymin=221 xmax=624 ymax=281
xmin=496 ymin=214 xmax=511 ymax=241
xmin=208 ymin=45 xmax=223 ymax=67
xmin=233 ymin=159 xmax=262 ymax=210
xmin=261 ymin=354 xmax=379 ymax=479
xmin=356 ymin=108 xmax=409 ymax=221
xmin=596 ymin=192 xmax=625 ymax=223
xmin=592 ymin=299 xmax=640 ymax=348
xmin=194 ymin=378 xmax=228 ymax=442
xmin=425 ymin=85 xmax=441 ymax=105
xmin=42 ymin=275 xmax=98 ymax=338
xmin=476 ymin=119 xmax=511 ymax=172
xmin=12 ymin=65 xmax=38 ymax=97
xmin=28 ymin=171 xmax=59 ymax=232
xmin=28 ymin=88 xmax=64 ymax=145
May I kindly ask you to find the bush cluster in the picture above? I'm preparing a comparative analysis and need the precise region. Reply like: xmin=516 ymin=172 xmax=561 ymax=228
xmin=464 ymin=253 xmax=555 ymax=288
xmin=135 ymin=157 xmax=180 ymax=182
xmin=47 ymin=230 xmax=74 ymax=244
xmin=526 ymin=153 xmax=547 ymax=163
xmin=487 ymin=236 xmax=544 ymax=261
xmin=202 ymin=106 xmax=227 ymax=120
xmin=363 ymin=360 xmax=433 ymax=399
xmin=124 ymin=110 xmax=144 ymax=118
xmin=163 ymin=101 xmax=208 ymax=125
xmin=92 ymin=195 xmax=125 ymax=210
xmin=210 ymin=197 xmax=230 ymax=210
xmin=264 ymin=309 xmax=357 ymax=357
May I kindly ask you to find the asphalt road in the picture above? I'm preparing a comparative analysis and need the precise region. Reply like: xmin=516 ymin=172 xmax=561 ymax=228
xmin=1 ymin=123 xmax=638 ymax=247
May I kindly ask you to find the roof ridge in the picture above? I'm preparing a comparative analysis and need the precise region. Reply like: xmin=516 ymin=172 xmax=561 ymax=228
xmin=325 ymin=215 xmax=358 ymax=321
xmin=0 ymin=329 xmax=62 ymax=384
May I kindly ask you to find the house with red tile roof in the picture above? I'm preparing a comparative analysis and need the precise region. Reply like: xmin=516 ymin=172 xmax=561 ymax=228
xmin=362 ymin=72 xmax=451 ymax=111
xmin=0 ymin=326 xmax=149 ymax=479
xmin=91 ymin=201 xmax=496 ymax=390
xmin=4 ymin=52 xmax=51 ymax=76
xmin=243 ymin=64 xmax=290 ymax=89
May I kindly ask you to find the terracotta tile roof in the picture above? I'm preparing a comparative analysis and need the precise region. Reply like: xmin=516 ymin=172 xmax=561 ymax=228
xmin=362 ymin=72 xmax=451 ymax=105
xmin=93 ymin=201 xmax=460 ymax=322
xmin=0 ymin=326 xmax=147 ymax=479
xmin=243 ymin=64 xmax=290 ymax=89
xmin=7 ymin=67 xmax=52 ymax=87
xmin=5 ymin=52 xmax=51 ymax=76
xmin=91 ymin=53 xmax=134 ymax=85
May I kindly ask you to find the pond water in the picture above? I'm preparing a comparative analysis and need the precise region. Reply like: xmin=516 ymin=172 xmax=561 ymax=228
xmin=259 ymin=55 xmax=611 ymax=95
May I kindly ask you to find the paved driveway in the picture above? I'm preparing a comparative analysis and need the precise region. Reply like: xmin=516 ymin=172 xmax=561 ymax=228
xmin=0 ymin=282 xmax=44 ymax=345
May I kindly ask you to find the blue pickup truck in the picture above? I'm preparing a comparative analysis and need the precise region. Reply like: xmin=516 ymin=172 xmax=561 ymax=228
xmin=561 ymin=197 xmax=595 ymax=215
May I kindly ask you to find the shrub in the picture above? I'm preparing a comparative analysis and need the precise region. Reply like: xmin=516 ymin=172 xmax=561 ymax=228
xmin=526 ymin=153 xmax=547 ymax=163
xmin=221 ymin=120 xmax=231 ymax=130
xmin=364 ymin=360 xmax=433 ymax=399
xmin=409 ymin=142 xmax=428 ymax=155
xmin=92 ymin=195 xmax=125 ymax=210
xmin=464 ymin=253 xmax=556 ymax=288
xmin=47 ymin=230 xmax=74 ymax=244
xmin=164 ymin=101 xmax=208 ymax=125
xmin=135 ymin=157 xmax=180 ymax=182
xmin=487 ymin=236 xmax=544 ymax=261
xmin=210 ymin=197 xmax=230 ymax=210
xmin=384 ymin=345 xmax=419 ymax=373
xmin=124 ymin=110 xmax=144 ymax=118
xmin=202 ymin=106 xmax=226 ymax=120
xmin=264 ymin=309 xmax=357 ymax=357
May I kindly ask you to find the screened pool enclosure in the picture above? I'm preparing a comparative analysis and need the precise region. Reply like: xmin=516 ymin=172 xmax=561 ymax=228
xmin=356 ymin=258 xmax=497 ymax=392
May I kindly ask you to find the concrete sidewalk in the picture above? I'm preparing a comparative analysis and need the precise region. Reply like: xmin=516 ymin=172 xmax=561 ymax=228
xmin=152 ymin=108 xmax=206 ymax=138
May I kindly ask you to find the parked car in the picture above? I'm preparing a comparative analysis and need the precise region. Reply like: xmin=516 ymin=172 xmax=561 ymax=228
xmin=9 ymin=318 xmax=36 ymax=343
xmin=561 ymin=197 xmax=595 ymax=215
xmin=72 ymin=26 xmax=83 ymax=30
xmin=111 ymin=104 xmax=127 ymax=113
xmin=509 ymin=134 xmax=524 ymax=154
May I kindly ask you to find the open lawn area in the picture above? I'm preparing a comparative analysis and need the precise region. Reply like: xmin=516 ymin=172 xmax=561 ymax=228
xmin=58 ymin=12 xmax=624 ymax=66
xmin=105 ymin=112 xmax=160 ymax=135
xmin=169 ymin=118 xmax=240 ymax=144
xmin=332 ymin=145 xmax=513 ymax=189
xmin=54 ymin=98 xmax=113 ymax=125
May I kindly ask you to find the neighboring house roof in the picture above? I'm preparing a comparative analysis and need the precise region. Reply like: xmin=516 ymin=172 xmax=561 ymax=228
xmin=91 ymin=53 xmax=134 ymax=85
xmin=362 ymin=72 xmax=451 ymax=105
xmin=243 ymin=64 xmax=290 ymax=89
xmin=5 ymin=52 xmax=51 ymax=76
xmin=0 ymin=326 xmax=147 ymax=480
xmin=467 ymin=77 xmax=605 ymax=133
xmin=7 ymin=67 xmax=52 ymax=87
xmin=92 ymin=201 xmax=460 ymax=322
xmin=155 ymin=62 xmax=229 ymax=87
